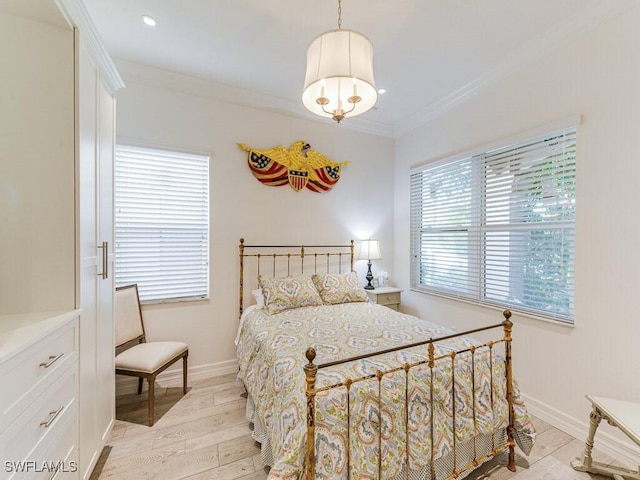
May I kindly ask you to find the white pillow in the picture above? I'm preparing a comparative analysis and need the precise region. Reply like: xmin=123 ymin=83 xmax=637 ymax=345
xmin=251 ymin=288 xmax=265 ymax=308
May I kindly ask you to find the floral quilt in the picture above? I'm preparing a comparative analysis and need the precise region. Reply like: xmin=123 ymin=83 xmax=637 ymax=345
xmin=236 ymin=302 xmax=535 ymax=480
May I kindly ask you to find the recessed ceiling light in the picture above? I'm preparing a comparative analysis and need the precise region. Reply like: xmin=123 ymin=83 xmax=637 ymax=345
xmin=378 ymin=88 xmax=386 ymax=94
xmin=142 ymin=15 xmax=156 ymax=27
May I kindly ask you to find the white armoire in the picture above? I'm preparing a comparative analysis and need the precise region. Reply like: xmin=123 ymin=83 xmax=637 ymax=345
xmin=0 ymin=0 xmax=123 ymax=478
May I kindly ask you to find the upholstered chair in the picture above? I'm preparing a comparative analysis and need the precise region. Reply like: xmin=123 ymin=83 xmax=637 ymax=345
xmin=114 ymin=284 xmax=188 ymax=426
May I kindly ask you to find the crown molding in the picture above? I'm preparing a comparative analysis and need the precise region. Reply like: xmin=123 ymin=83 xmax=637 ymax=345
xmin=54 ymin=0 xmax=124 ymax=94
xmin=114 ymin=58 xmax=395 ymax=138
xmin=393 ymin=0 xmax=638 ymax=138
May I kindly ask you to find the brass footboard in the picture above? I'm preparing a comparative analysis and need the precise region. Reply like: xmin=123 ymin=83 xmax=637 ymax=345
xmin=303 ymin=310 xmax=517 ymax=480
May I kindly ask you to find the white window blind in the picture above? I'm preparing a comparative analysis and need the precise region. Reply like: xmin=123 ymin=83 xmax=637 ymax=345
xmin=410 ymin=126 xmax=576 ymax=323
xmin=115 ymin=145 xmax=210 ymax=303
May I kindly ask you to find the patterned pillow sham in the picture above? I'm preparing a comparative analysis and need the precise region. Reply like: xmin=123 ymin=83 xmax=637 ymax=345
xmin=311 ymin=271 xmax=369 ymax=305
xmin=259 ymin=274 xmax=323 ymax=314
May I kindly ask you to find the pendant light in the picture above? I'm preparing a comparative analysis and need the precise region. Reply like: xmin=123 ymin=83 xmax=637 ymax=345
xmin=302 ymin=0 xmax=377 ymax=123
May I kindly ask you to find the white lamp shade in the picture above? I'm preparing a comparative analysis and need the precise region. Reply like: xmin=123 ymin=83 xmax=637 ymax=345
xmin=358 ymin=239 xmax=381 ymax=260
xmin=303 ymin=29 xmax=377 ymax=119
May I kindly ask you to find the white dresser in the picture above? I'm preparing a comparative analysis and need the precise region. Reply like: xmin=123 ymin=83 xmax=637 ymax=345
xmin=0 ymin=311 xmax=80 ymax=479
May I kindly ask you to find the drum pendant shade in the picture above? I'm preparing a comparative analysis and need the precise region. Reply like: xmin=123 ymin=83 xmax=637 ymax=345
xmin=303 ymin=29 xmax=377 ymax=123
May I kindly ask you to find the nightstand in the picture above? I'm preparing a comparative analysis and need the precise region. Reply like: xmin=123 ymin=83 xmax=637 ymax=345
xmin=366 ymin=287 xmax=402 ymax=311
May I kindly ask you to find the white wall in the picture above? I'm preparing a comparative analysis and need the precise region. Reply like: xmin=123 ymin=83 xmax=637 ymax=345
xmin=114 ymin=66 xmax=395 ymax=372
xmin=394 ymin=5 xmax=640 ymax=461
xmin=0 ymin=12 xmax=75 ymax=314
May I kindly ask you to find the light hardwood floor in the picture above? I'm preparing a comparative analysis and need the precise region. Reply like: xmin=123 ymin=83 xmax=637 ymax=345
xmin=91 ymin=373 xmax=624 ymax=480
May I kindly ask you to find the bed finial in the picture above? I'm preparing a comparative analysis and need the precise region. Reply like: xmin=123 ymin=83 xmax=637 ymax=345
xmin=305 ymin=347 xmax=316 ymax=365
xmin=240 ymin=238 xmax=245 ymax=244
xmin=503 ymin=309 xmax=513 ymax=329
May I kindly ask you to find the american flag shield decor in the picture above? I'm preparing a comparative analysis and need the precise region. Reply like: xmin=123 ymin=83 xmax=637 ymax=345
xmin=306 ymin=165 xmax=341 ymax=193
xmin=248 ymin=152 xmax=288 ymax=187
xmin=288 ymin=170 xmax=309 ymax=191
xmin=238 ymin=141 xmax=348 ymax=193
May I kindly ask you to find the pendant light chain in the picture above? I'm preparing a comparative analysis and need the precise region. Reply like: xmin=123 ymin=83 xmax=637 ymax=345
xmin=337 ymin=0 xmax=342 ymax=30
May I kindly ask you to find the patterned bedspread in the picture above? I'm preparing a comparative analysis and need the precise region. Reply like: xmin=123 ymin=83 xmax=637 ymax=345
xmin=236 ymin=302 xmax=535 ymax=480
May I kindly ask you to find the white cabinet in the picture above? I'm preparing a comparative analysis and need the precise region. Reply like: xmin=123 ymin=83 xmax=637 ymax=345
xmin=0 ymin=311 xmax=80 ymax=480
xmin=0 ymin=1 xmax=123 ymax=479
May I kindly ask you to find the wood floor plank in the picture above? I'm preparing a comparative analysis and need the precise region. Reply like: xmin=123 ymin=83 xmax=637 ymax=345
xmin=181 ymin=457 xmax=256 ymax=480
xmin=99 ymin=441 xmax=186 ymax=476
xmin=185 ymin=423 xmax=254 ymax=453
xmin=218 ymin=434 xmax=262 ymax=466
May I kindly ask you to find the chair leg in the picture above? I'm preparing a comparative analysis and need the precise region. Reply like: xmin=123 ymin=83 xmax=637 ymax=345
xmin=137 ymin=378 xmax=143 ymax=395
xmin=183 ymin=355 xmax=188 ymax=395
xmin=148 ymin=377 xmax=155 ymax=427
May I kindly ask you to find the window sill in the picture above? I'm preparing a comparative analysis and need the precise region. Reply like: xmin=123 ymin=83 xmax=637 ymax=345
xmin=409 ymin=288 xmax=575 ymax=328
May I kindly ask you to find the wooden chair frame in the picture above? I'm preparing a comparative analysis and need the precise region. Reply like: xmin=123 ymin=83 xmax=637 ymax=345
xmin=115 ymin=284 xmax=188 ymax=426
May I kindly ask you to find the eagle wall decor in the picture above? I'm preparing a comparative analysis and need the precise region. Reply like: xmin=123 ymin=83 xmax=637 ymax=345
xmin=237 ymin=141 xmax=349 ymax=193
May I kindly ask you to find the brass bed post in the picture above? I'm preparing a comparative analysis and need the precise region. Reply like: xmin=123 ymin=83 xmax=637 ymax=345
xmin=403 ymin=363 xmax=410 ymax=480
xmin=503 ymin=310 xmax=516 ymax=472
xmin=376 ymin=370 xmax=384 ymax=480
xmin=350 ymin=240 xmax=354 ymax=271
xmin=239 ymin=238 xmax=245 ymax=319
xmin=428 ymin=340 xmax=436 ymax=480
xmin=304 ymin=347 xmax=318 ymax=480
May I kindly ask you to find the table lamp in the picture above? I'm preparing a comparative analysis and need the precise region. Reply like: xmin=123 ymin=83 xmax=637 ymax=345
xmin=358 ymin=239 xmax=382 ymax=290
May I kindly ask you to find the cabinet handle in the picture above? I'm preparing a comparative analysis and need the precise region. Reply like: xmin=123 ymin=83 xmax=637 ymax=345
xmin=40 ymin=406 xmax=64 ymax=428
xmin=39 ymin=353 xmax=64 ymax=368
xmin=97 ymin=241 xmax=108 ymax=279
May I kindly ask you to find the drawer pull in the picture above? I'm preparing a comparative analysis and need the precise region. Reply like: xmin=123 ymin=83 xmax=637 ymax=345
xmin=39 ymin=352 xmax=64 ymax=368
xmin=40 ymin=406 xmax=64 ymax=428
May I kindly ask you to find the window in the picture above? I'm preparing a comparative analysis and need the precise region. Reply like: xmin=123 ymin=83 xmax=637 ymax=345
xmin=410 ymin=126 xmax=576 ymax=323
xmin=115 ymin=145 xmax=210 ymax=303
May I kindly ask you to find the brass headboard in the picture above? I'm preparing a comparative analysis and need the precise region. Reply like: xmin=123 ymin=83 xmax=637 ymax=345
xmin=238 ymin=238 xmax=355 ymax=319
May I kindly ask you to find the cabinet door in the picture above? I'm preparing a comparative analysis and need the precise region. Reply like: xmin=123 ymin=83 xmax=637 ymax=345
xmin=95 ymin=77 xmax=115 ymax=447
xmin=76 ymin=31 xmax=115 ymax=480
xmin=77 ymin=33 xmax=99 ymax=480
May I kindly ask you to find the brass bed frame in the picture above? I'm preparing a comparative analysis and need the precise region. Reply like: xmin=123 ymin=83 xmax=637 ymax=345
xmin=238 ymin=239 xmax=517 ymax=480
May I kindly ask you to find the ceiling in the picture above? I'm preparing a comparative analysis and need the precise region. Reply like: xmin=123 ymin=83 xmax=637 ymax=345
xmin=80 ymin=0 xmax=628 ymax=136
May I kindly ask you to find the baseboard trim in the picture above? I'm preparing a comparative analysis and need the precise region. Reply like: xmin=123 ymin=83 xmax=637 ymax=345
xmin=115 ymin=359 xmax=239 ymax=396
xmin=522 ymin=393 xmax=640 ymax=468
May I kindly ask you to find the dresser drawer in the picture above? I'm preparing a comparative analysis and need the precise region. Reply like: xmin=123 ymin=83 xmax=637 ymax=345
xmin=2 ymin=402 xmax=78 ymax=480
xmin=0 ymin=365 xmax=77 ymax=470
xmin=0 ymin=318 xmax=78 ymax=432
xmin=376 ymin=292 xmax=401 ymax=306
